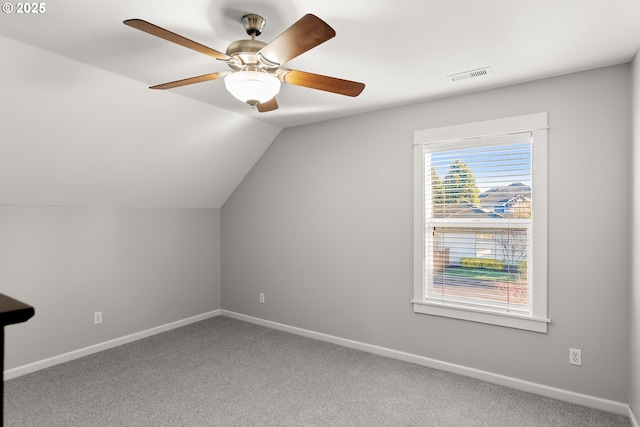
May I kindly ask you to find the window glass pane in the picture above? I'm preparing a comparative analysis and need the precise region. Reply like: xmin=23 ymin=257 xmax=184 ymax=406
xmin=424 ymin=133 xmax=532 ymax=313
xmin=429 ymin=226 xmax=529 ymax=308
xmin=427 ymin=135 xmax=532 ymax=220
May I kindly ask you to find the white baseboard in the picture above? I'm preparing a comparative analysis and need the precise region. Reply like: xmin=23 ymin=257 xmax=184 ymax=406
xmin=4 ymin=310 xmax=222 ymax=380
xmin=222 ymin=310 xmax=631 ymax=417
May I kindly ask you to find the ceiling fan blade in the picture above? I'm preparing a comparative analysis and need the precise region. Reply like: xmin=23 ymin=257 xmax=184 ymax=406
xmin=123 ymin=19 xmax=231 ymax=61
xmin=150 ymin=72 xmax=224 ymax=90
xmin=257 ymin=14 xmax=335 ymax=66
xmin=257 ymin=98 xmax=279 ymax=112
xmin=280 ymin=69 xmax=365 ymax=97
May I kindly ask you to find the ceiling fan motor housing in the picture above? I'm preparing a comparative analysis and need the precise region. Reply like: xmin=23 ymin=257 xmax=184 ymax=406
xmin=225 ymin=39 xmax=269 ymax=71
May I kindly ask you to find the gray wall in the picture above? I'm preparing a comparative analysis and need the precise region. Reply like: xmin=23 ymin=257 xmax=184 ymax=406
xmin=631 ymin=52 xmax=640 ymax=419
xmin=222 ymin=65 xmax=631 ymax=403
xmin=1 ymin=206 xmax=221 ymax=370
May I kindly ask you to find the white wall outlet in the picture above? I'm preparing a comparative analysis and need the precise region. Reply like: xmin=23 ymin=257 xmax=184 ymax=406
xmin=259 ymin=293 xmax=265 ymax=303
xmin=569 ymin=348 xmax=581 ymax=365
xmin=94 ymin=311 xmax=102 ymax=325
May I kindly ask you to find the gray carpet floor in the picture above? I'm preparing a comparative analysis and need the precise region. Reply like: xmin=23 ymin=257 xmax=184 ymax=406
xmin=4 ymin=316 xmax=632 ymax=426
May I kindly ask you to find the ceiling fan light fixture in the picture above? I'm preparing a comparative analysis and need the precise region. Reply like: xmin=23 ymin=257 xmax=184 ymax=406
xmin=224 ymin=70 xmax=281 ymax=106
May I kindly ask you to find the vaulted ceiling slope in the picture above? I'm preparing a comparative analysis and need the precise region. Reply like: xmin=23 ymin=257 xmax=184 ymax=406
xmin=0 ymin=35 xmax=280 ymax=209
xmin=1 ymin=1 xmax=639 ymax=208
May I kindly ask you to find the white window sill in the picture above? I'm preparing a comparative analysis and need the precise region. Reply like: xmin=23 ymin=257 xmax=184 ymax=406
xmin=412 ymin=300 xmax=550 ymax=333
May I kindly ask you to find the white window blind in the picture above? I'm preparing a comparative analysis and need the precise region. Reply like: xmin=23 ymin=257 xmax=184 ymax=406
xmin=413 ymin=113 xmax=549 ymax=332
xmin=424 ymin=132 xmax=532 ymax=314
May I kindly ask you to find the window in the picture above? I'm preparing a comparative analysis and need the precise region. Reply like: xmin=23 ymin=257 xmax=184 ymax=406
xmin=413 ymin=113 xmax=549 ymax=332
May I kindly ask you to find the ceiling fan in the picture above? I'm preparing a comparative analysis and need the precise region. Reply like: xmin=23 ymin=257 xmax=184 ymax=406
xmin=123 ymin=13 xmax=365 ymax=112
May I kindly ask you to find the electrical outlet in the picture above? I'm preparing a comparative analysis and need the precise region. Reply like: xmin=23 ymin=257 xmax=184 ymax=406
xmin=259 ymin=293 xmax=265 ymax=303
xmin=94 ymin=311 xmax=102 ymax=325
xmin=569 ymin=348 xmax=581 ymax=365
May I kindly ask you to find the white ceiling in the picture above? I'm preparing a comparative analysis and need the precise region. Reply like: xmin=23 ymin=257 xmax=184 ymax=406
xmin=4 ymin=0 xmax=640 ymax=128
xmin=1 ymin=0 xmax=640 ymax=208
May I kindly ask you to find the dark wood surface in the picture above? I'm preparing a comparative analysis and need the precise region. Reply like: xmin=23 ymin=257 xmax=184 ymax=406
xmin=0 ymin=293 xmax=34 ymax=426
xmin=0 ymin=294 xmax=34 ymax=327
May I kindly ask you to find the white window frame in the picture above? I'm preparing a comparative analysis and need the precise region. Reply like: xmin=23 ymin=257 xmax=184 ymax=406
xmin=412 ymin=113 xmax=549 ymax=333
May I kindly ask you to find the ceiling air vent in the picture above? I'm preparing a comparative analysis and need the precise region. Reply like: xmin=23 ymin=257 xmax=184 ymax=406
xmin=448 ymin=67 xmax=492 ymax=82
